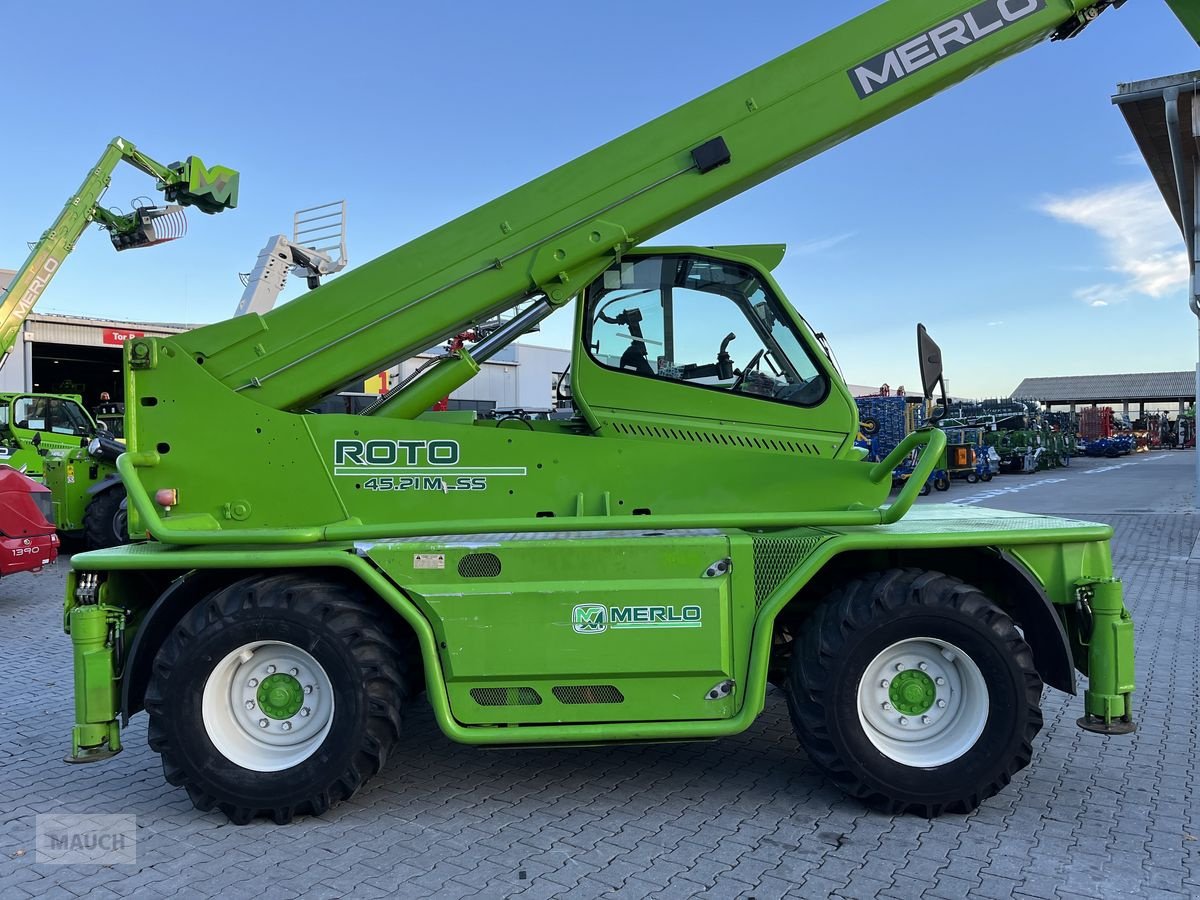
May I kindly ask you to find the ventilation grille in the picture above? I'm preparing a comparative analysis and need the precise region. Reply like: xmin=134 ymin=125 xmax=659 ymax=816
xmin=752 ymin=536 xmax=824 ymax=606
xmin=608 ymin=421 xmax=823 ymax=457
xmin=458 ymin=552 xmax=502 ymax=578
xmin=470 ymin=687 xmax=542 ymax=706
xmin=552 ymin=685 xmax=625 ymax=705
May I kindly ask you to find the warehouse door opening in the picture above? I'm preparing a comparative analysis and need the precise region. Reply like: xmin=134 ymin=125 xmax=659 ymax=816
xmin=30 ymin=342 xmax=123 ymax=408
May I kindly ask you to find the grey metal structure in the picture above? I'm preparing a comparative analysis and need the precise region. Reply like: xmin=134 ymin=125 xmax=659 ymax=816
xmin=1116 ymin=73 xmax=1200 ymax=507
xmin=1012 ymin=371 xmax=1196 ymax=406
xmin=235 ymin=201 xmax=348 ymax=316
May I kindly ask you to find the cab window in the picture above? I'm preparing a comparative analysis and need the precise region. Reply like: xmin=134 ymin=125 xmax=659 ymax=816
xmin=584 ymin=255 xmax=828 ymax=407
xmin=14 ymin=397 xmax=91 ymax=435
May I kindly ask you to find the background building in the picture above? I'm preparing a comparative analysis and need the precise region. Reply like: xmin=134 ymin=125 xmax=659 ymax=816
xmin=0 ymin=268 xmax=570 ymax=414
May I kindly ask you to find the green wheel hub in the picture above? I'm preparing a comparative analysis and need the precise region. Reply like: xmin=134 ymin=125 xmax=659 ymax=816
xmin=889 ymin=669 xmax=936 ymax=716
xmin=257 ymin=673 xmax=305 ymax=720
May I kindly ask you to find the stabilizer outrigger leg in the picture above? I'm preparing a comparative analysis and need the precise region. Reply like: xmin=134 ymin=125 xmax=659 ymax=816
xmin=1075 ymin=578 xmax=1137 ymax=735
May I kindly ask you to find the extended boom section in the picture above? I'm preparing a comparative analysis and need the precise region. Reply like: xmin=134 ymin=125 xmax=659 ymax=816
xmin=167 ymin=0 xmax=1113 ymax=412
xmin=0 ymin=138 xmax=237 ymax=366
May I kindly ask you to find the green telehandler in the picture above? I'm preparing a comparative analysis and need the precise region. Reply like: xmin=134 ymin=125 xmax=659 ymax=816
xmin=0 ymin=138 xmax=239 ymax=547
xmin=64 ymin=0 xmax=1195 ymax=823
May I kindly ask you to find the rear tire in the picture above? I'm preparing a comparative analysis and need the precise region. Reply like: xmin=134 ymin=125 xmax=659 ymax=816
xmin=83 ymin=486 xmax=128 ymax=550
xmin=933 ymin=476 xmax=951 ymax=492
xmin=145 ymin=574 xmax=412 ymax=824
xmin=785 ymin=569 xmax=1042 ymax=816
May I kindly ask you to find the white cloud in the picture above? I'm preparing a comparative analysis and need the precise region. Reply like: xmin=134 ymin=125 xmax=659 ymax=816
xmin=1039 ymin=181 xmax=1188 ymax=305
xmin=792 ymin=232 xmax=855 ymax=256
xmin=987 ymin=321 xmax=1004 ymax=326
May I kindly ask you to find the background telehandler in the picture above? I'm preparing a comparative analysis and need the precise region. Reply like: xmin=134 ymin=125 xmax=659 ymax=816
xmin=1 ymin=138 xmax=238 ymax=547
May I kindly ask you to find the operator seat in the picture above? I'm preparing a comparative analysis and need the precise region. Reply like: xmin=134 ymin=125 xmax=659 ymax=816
xmin=619 ymin=344 xmax=655 ymax=377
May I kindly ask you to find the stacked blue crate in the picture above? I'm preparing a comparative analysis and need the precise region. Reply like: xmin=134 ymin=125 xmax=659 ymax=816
xmin=855 ymin=395 xmax=923 ymax=462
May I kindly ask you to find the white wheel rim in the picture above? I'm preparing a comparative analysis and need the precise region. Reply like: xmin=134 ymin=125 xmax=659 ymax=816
xmin=856 ymin=637 xmax=989 ymax=768
xmin=201 ymin=641 xmax=334 ymax=772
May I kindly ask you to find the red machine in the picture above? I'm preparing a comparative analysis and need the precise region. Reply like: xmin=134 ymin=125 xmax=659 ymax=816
xmin=1078 ymin=406 xmax=1115 ymax=441
xmin=0 ymin=466 xmax=58 ymax=576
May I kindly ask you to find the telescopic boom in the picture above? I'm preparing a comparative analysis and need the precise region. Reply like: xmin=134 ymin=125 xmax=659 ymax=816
xmin=177 ymin=0 xmax=1146 ymax=412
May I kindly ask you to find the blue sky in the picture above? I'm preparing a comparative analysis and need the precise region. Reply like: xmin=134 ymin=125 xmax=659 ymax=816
xmin=0 ymin=1 xmax=1195 ymax=398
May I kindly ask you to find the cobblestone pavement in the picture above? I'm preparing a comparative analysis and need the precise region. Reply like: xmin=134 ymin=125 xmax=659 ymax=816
xmin=1 ymin=456 xmax=1197 ymax=898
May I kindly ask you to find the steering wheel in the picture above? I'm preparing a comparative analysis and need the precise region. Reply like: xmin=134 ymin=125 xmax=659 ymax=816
xmin=730 ymin=349 xmax=766 ymax=393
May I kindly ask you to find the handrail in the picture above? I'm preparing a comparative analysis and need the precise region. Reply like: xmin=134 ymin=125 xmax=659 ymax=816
xmin=874 ymin=427 xmax=947 ymax=525
xmin=118 ymin=428 xmax=946 ymax=546
xmin=118 ymin=452 xmax=325 ymax=545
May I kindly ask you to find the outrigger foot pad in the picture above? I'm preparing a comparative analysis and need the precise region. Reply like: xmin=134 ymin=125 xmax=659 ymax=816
xmin=1077 ymin=715 xmax=1136 ymax=735
xmin=65 ymin=745 xmax=123 ymax=764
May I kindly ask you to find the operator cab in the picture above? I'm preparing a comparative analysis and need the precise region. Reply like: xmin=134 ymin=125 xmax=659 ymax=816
xmin=1 ymin=394 xmax=93 ymax=438
xmin=583 ymin=253 xmax=828 ymax=408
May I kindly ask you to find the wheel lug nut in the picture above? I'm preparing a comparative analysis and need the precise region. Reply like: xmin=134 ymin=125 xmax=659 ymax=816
xmin=245 ymin=701 xmax=255 ymax=710
xmin=935 ymin=677 xmax=945 ymax=686
xmin=937 ymin=699 xmax=947 ymax=708
xmin=922 ymin=716 xmax=931 ymax=725
xmin=300 ymin=707 xmax=311 ymax=717
xmin=895 ymin=663 xmax=904 ymax=672
xmin=918 ymin=662 xmax=929 ymax=672
xmin=266 ymin=665 xmax=276 ymax=675
xmin=882 ymin=702 xmax=891 ymax=711
xmin=880 ymin=680 xmax=889 ymax=689
xmin=304 ymin=685 xmax=313 ymax=694
xmin=899 ymin=717 xmax=909 ymax=725
xmin=258 ymin=719 xmax=269 ymax=728
xmin=248 ymin=678 xmax=259 ymax=688
xmin=281 ymin=722 xmax=292 ymax=731
xmin=290 ymin=668 xmax=299 ymax=676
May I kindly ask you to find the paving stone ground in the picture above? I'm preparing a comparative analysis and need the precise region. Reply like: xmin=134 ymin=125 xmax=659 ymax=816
xmin=1 ymin=453 xmax=1197 ymax=899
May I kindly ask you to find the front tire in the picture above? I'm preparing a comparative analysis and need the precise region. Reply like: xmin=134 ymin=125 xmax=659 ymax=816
xmin=83 ymin=486 xmax=128 ymax=550
xmin=145 ymin=574 xmax=412 ymax=824
xmin=786 ymin=569 xmax=1042 ymax=816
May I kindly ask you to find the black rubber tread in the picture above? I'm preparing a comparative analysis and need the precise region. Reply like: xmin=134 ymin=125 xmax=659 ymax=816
xmin=82 ymin=486 xmax=128 ymax=550
xmin=145 ymin=574 xmax=413 ymax=824
xmin=785 ymin=568 xmax=1043 ymax=817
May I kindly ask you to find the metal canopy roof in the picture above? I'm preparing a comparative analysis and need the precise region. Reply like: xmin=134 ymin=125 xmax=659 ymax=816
xmin=1011 ymin=372 xmax=1196 ymax=404
xmin=1114 ymin=72 xmax=1199 ymax=241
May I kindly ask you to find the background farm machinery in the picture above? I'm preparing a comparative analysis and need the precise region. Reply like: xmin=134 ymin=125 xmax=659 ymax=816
xmin=943 ymin=400 xmax=1076 ymax=474
xmin=855 ymin=392 xmax=950 ymax=494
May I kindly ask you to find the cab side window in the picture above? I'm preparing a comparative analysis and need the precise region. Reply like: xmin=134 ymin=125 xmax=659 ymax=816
xmin=13 ymin=397 xmax=90 ymax=435
xmin=585 ymin=255 xmax=827 ymax=407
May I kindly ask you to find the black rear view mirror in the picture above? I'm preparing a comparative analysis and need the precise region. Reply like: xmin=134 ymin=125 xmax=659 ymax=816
xmin=917 ymin=323 xmax=948 ymax=423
